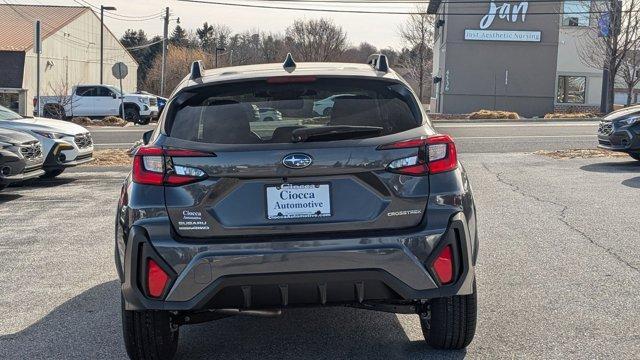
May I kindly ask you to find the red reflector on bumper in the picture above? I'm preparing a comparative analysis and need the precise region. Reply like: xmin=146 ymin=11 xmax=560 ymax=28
xmin=147 ymin=259 xmax=169 ymax=298
xmin=432 ymin=245 xmax=454 ymax=285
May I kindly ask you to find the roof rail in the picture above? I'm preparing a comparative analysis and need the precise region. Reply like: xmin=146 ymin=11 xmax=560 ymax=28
xmin=367 ymin=54 xmax=389 ymax=73
xmin=190 ymin=60 xmax=205 ymax=80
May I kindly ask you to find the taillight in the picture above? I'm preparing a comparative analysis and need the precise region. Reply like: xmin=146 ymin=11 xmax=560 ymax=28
xmin=432 ymin=245 xmax=454 ymax=285
xmin=132 ymin=146 xmax=212 ymax=186
xmin=147 ymin=259 xmax=169 ymax=298
xmin=132 ymin=146 xmax=164 ymax=185
xmin=377 ymin=134 xmax=457 ymax=175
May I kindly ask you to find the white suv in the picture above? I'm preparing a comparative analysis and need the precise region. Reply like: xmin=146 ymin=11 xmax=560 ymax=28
xmin=0 ymin=105 xmax=94 ymax=178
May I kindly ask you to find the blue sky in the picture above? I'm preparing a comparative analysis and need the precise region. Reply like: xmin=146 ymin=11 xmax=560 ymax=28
xmin=12 ymin=0 xmax=420 ymax=49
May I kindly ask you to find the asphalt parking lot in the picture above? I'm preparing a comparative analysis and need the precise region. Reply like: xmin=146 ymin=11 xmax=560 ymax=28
xmin=1 ymin=152 xmax=638 ymax=359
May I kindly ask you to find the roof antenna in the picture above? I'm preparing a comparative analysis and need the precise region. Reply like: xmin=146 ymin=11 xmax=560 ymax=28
xmin=283 ymin=53 xmax=296 ymax=73
xmin=190 ymin=60 xmax=204 ymax=80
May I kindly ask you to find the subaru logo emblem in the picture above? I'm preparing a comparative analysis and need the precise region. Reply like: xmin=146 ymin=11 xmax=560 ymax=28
xmin=282 ymin=153 xmax=313 ymax=169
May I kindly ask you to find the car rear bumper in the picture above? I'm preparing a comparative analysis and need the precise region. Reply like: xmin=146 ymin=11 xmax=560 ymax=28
xmin=119 ymin=212 xmax=476 ymax=312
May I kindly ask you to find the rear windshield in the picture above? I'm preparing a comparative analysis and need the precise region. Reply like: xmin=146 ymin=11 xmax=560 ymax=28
xmin=166 ymin=78 xmax=421 ymax=144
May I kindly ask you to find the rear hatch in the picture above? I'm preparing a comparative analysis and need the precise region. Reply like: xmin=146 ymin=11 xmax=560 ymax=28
xmin=143 ymin=77 xmax=454 ymax=239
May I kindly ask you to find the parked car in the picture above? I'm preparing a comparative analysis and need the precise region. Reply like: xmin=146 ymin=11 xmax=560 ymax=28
xmin=0 ymin=127 xmax=45 ymax=191
xmin=0 ymin=105 xmax=94 ymax=178
xmin=136 ymin=91 xmax=167 ymax=119
xmin=37 ymin=85 xmax=158 ymax=124
xmin=116 ymin=55 xmax=478 ymax=359
xmin=312 ymin=94 xmax=354 ymax=116
xmin=597 ymin=104 xmax=640 ymax=161
xmin=251 ymin=105 xmax=283 ymax=121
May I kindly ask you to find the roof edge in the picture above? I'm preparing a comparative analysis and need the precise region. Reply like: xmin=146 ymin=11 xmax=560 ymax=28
xmin=427 ymin=0 xmax=442 ymax=14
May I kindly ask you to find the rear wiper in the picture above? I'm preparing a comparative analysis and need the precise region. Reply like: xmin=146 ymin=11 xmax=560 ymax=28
xmin=291 ymin=126 xmax=383 ymax=143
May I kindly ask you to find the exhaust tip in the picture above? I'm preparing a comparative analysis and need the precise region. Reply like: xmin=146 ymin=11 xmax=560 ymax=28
xmin=1 ymin=166 xmax=11 ymax=176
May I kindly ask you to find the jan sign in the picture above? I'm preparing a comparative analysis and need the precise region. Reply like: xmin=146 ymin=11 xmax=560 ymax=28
xmin=466 ymin=1 xmax=541 ymax=42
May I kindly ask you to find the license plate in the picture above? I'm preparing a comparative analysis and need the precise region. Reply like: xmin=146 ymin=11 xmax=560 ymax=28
xmin=266 ymin=184 xmax=331 ymax=220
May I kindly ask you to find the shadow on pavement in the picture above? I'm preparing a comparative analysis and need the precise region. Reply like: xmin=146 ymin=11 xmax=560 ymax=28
xmin=10 ymin=177 xmax=78 ymax=189
xmin=580 ymin=161 xmax=640 ymax=173
xmin=0 ymin=192 xmax=23 ymax=203
xmin=621 ymin=177 xmax=640 ymax=189
xmin=0 ymin=280 xmax=467 ymax=360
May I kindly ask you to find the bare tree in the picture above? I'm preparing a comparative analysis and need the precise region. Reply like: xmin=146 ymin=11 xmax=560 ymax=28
xmin=619 ymin=46 xmax=640 ymax=105
xmin=398 ymin=5 xmax=434 ymax=102
xmin=340 ymin=42 xmax=378 ymax=63
xmin=285 ymin=18 xmax=348 ymax=61
xmin=577 ymin=0 xmax=640 ymax=111
xmin=142 ymin=47 xmax=213 ymax=96
xmin=43 ymin=81 xmax=77 ymax=119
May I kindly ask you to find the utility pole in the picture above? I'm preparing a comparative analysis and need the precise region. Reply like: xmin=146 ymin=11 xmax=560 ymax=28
xmin=100 ymin=5 xmax=117 ymax=84
xmin=34 ymin=20 xmax=41 ymax=117
xmin=161 ymin=7 xmax=169 ymax=97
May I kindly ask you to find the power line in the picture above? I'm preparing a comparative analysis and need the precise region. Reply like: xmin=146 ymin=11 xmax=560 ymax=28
xmin=124 ymin=39 xmax=164 ymax=51
xmin=176 ymin=0 xmax=639 ymax=15
xmin=71 ymin=0 xmax=164 ymax=21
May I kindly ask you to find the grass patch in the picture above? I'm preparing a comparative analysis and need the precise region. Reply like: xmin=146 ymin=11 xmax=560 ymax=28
xmin=82 ymin=149 xmax=132 ymax=166
xmin=543 ymin=112 xmax=598 ymax=119
xmin=534 ymin=149 xmax=629 ymax=159
xmin=70 ymin=116 xmax=128 ymax=127
xmin=468 ymin=109 xmax=520 ymax=120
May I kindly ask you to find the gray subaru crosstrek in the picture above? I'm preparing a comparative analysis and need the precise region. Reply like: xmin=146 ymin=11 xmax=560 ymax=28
xmin=116 ymin=54 xmax=479 ymax=359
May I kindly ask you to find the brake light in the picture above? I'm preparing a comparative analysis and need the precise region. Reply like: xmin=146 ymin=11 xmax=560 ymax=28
xmin=147 ymin=259 xmax=169 ymax=298
xmin=266 ymin=75 xmax=317 ymax=84
xmin=132 ymin=146 xmax=211 ymax=186
xmin=432 ymin=245 xmax=454 ymax=285
xmin=377 ymin=134 xmax=457 ymax=175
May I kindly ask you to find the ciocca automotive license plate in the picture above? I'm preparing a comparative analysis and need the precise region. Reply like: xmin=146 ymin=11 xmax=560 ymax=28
xmin=266 ymin=184 xmax=331 ymax=220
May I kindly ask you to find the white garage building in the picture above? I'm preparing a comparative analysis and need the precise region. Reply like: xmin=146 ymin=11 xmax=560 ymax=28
xmin=0 ymin=4 xmax=138 ymax=116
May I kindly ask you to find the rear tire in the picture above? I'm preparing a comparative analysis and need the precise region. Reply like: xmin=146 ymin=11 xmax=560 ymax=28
xmin=40 ymin=169 xmax=65 ymax=179
xmin=124 ymin=106 xmax=141 ymax=124
xmin=420 ymin=282 xmax=477 ymax=350
xmin=629 ymin=153 xmax=640 ymax=161
xmin=121 ymin=295 xmax=179 ymax=360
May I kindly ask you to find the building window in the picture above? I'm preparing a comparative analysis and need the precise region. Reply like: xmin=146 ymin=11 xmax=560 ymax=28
xmin=562 ymin=1 xmax=591 ymax=26
xmin=557 ymin=76 xmax=586 ymax=103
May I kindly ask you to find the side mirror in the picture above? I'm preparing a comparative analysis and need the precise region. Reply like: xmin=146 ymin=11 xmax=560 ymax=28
xmin=112 ymin=93 xmax=117 ymax=99
xmin=142 ymin=130 xmax=153 ymax=145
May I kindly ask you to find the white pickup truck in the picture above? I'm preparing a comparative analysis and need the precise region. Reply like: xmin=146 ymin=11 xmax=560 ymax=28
xmin=37 ymin=84 xmax=159 ymax=124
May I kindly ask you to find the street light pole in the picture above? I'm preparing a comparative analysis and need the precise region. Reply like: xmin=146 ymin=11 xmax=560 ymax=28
xmin=100 ymin=5 xmax=116 ymax=85
xmin=215 ymin=47 xmax=225 ymax=68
